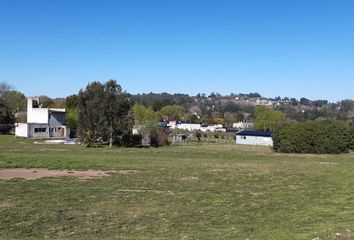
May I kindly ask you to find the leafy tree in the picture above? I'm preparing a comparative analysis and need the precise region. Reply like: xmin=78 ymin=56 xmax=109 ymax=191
xmin=132 ymin=104 xmax=159 ymax=134
xmin=255 ymin=106 xmax=286 ymax=131
xmin=65 ymin=94 xmax=78 ymax=109
xmin=103 ymin=80 xmax=132 ymax=147
xmin=39 ymin=96 xmax=54 ymax=108
xmin=3 ymin=91 xmax=26 ymax=112
xmin=300 ymin=97 xmax=311 ymax=106
xmin=0 ymin=82 xmax=26 ymax=126
xmin=66 ymin=108 xmax=78 ymax=131
xmin=77 ymin=80 xmax=131 ymax=147
xmin=340 ymin=99 xmax=354 ymax=113
xmin=78 ymin=82 xmax=105 ymax=146
xmin=213 ymin=117 xmax=225 ymax=124
xmin=160 ymin=105 xmax=184 ymax=121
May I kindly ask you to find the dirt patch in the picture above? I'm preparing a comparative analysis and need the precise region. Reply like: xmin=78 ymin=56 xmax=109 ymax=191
xmin=0 ymin=168 xmax=110 ymax=180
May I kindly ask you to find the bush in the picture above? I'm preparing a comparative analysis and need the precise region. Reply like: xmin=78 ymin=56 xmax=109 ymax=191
xmin=150 ymin=128 xmax=169 ymax=147
xmin=121 ymin=132 xmax=142 ymax=147
xmin=0 ymin=124 xmax=13 ymax=134
xmin=273 ymin=120 xmax=352 ymax=154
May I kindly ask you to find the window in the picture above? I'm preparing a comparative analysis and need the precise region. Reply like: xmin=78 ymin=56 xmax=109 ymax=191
xmin=241 ymin=136 xmax=247 ymax=139
xmin=34 ymin=128 xmax=47 ymax=133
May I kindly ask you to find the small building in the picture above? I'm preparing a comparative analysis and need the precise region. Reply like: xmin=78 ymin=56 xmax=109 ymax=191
xmin=172 ymin=134 xmax=187 ymax=145
xmin=233 ymin=121 xmax=254 ymax=130
xmin=15 ymin=97 xmax=68 ymax=138
xmin=236 ymin=130 xmax=273 ymax=147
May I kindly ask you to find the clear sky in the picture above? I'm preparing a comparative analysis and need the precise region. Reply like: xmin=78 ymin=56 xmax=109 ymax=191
xmin=0 ymin=0 xmax=353 ymax=102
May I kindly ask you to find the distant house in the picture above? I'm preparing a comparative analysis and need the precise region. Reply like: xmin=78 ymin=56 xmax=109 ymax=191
xmin=170 ymin=123 xmax=225 ymax=132
xmin=236 ymin=130 xmax=273 ymax=147
xmin=233 ymin=121 xmax=254 ymax=130
xmin=15 ymin=97 xmax=68 ymax=138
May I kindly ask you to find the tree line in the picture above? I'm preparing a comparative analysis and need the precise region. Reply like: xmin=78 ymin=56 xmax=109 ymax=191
xmin=2 ymin=80 xmax=354 ymax=153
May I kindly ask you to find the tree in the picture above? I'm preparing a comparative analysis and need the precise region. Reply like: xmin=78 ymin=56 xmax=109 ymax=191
xmin=65 ymin=94 xmax=79 ymax=109
xmin=132 ymin=104 xmax=159 ymax=134
xmin=66 ymin=108 xmax=78 ymax=132
xmin=5 ymin=91 xmax=26 ymax=112
xmin=160 ymin=105 xmax=184 ymax=121
xmin=300 ymin=97 xmax=311 ymax=106
xmin=0 ymin=82 xmax=14 ymax=127
xmin=77 ymin=80 xmax=131 ymax=147
xmin=340 ymin=100 xmax=354 ymax=113
xmin=255 ymin=106 xmax=286 ymax=131
xmin=65 ymin=94 xmax=79 ymax=136
xmin=103 ymin=80 xmax=132 ymax=147
xmin=39 ymin=96 xmax=54 ymax=108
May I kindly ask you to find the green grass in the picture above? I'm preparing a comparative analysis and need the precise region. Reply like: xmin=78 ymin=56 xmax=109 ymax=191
xmin=1 ymin=135 xmax=354 ymax=239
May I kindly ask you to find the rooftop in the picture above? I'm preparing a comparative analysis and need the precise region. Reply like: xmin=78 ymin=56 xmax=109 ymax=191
xmin=236 ymin=130 xmax=272 ymax=137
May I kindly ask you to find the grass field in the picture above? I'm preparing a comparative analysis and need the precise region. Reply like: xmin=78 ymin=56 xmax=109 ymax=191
xmin=1 ymin=135 xmax=354 ymax=239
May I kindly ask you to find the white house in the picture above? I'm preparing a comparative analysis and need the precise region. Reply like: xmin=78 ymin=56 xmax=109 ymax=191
xmin=15 ymin=97 xmax=68 ymax=138
xmin=169 ymin=123 xmax=225 ymax=132
xmin=236 ymin=130 xmax=273 ymax=147
xmin=233 ymin=121 xmax=254 ymax=130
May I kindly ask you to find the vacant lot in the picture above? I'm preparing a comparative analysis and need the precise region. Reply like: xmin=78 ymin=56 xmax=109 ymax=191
xmin=1 ymin=136 xmax=354 ymax=239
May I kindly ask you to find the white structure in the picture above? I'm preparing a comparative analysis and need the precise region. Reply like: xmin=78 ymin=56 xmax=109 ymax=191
xmin=169 ymin=123 xmax=225 ymax=132
xmin=236 ymin=130 xmax=273 ymax=147
xmin=233 ymin=121 xmax=254 ymax=130
xmin=15 ymin=97 xmax=68 ymax=138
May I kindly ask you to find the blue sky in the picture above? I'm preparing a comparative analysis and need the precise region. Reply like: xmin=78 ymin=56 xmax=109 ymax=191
xmin=0 ymin=0 xmax=353 ymax=102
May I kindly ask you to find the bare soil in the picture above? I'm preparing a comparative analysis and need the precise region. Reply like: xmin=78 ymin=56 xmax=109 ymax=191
xmin=0 ymin=168 xmax=109 ymax=180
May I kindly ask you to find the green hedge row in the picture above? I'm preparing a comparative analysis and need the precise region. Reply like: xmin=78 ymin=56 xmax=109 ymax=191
xmin=273 ymin=120 xmax=354 ymax=154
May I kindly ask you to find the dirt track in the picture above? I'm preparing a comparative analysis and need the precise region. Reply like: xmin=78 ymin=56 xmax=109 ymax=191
xmin=0 ymin=168 xmax=109 ymax=180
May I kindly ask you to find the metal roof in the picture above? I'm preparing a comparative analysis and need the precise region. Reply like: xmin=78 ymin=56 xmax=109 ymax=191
xmin=236 ymin=130 xmax=272 ymax=137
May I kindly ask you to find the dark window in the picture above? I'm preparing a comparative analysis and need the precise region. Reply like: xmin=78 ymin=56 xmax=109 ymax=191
xmin=32 ymin=100 xmax=39 ymax=108
xmin=241 ymin=136 xmax=247 ymax=139
xmin=34 ymin=128 xmax=46 ymax=133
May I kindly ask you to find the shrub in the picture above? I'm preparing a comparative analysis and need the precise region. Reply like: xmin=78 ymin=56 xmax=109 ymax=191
xmin=0 ymin=124 xmax=13 ymax=134
xmin=273 ymin=120 xmax=352 ymax=154
xmin=121 ymin=132 xmax=142 ymax=147
xmin=150 ymin=128 xmax=169 ymax=147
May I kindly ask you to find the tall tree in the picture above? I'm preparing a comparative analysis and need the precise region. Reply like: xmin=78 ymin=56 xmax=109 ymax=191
xmin=78 ymin=82 xmax=105 ymax=146
xmin=255 ymin=106 xmax=286 ymax=131
xmin=103 ymin=80 xmax=132 ymax=147
xmin=65 ymin=94 xmax=78 ymax=109
xmin=132 ymin=104 xmax=159 ymax=134
xmin=160 ymin=105 xmax=184 ymax=121
xmin=77 ymin=80 xmax=131 ymax=147
xmin=0 ymin=82 xmax=26 ymax=126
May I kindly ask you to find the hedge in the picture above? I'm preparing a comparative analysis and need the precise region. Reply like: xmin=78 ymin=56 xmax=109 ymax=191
xmin=273 ymin=120 xmax=353 ymax=154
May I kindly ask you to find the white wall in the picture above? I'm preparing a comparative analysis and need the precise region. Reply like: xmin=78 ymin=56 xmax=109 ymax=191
xmin=236 ymin=135 xmax=273 ymax=147
xmin=176 ymin=124 xmax=202 ymax=131
xmin=15 ymin=123 xmax=28 ymax=137
xmin=27 ymin=98 xmax=49 ymax=124
xmin=28 ymin=124 xmax=49 ymax=138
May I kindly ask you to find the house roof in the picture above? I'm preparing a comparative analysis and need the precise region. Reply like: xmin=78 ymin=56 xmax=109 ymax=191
xmin=236 ymin=130 xmax=272 ymax=137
